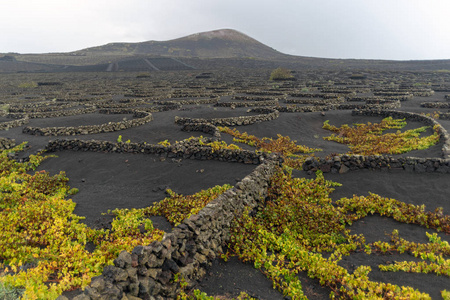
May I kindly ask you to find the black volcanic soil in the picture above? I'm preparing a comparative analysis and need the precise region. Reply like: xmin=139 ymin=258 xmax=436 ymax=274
xmin=1 ymin=70 xmax=450 ymax=299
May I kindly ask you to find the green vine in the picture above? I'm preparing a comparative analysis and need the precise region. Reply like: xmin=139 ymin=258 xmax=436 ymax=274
xmin=0 ymin=145 xmax=164 ymax=299
xmin=227 ymin=167 xmax=447 ymax=298
xmin=322 ymin=117 xmax=440 ymax=155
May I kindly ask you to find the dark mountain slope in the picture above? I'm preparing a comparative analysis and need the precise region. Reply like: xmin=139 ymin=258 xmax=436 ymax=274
xmin=2 ymin=28 xmax=450 ymax=72
xmin=74 ymin=29 xmax=284 ymax=59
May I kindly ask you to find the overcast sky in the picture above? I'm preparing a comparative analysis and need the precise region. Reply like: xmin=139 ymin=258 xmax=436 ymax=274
xmin=1 ymin=0 xmax=449 ymax=60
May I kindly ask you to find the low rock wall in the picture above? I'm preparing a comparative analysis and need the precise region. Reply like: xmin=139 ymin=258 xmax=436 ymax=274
xmin=439 ymin=113 xmax=450 ymax=120
xmin=174 ymin=108 xmax=279 ymax=127
xmin=7 ymin=108 xmax=97 ymax=119
xmin=93 ymin=102 xmax=144 ymax=109
xmin=285 ymin=98 xmax=344 ymax=105
xmin=289 ymin=92 xmax=340 ymax=99
xmin=243 ymin=90 xmax=284 ymax=96
xmin=9 ymin=102 xmax=78 ymax=113
xmin=373 ymin=91 xmax=412 ymax=97
xmin=22 ymin=110 xmax=153 ymax=136
xmin=181 ymin=123 xmax=221 ymax=140
xmin=276 ymin=102 xmax=401 ymax=113
xmin=0 ymin=137 xmax=16 ymax=150
xmin=421 ymin=102 xmax=450 ymax=109
xmin=45 ymin=139 xmax=269 ymax=165
xmin=346 ymin=96 xmax=384 ymax=102
xmin=168 ymin=93 xmax=212 ymax=99
xmin=303 ymin=109 xmax=450 ymax=174
xmin=154 ymin=98 xmax=219 ymax=106
xmin=214 ymin=100 xmax=278 ymax=107
xmin=412 ymin=90 xmax=434 ymax=97
xmin=231 ymin=96 xmax=280 ymax=101
xmin=63 ymin=158 xmax=280 ymax=300
xmin=0 ymin=117 xmax=29 ymax=130
xmin=303 ymin=155 xmax=450 ymax=174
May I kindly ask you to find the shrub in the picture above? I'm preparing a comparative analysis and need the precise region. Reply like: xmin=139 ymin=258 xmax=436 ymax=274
xmin=269 ymin=68 xmax=294 ymax=81
xmin=136 ymin=72 xmax=151 ymax=78
xmin=17 ymin=81 xmax=38 ymax=89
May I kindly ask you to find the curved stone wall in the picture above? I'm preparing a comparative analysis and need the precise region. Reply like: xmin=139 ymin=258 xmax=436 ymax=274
xmin=421 ymin=102 xmax=450 ymax=109
xmin=7 ymin=108 xmax=97 ymax=119
xmin=44 ymin=138 xmax=269 ymax=165
xmin=289 ymin=92 xmax=340 ymax=99
xmin=9 ymin=102 xmax=79 ymax=113
xmin=303 ymin=155 xmax=450 ymax=174
xmin=181 ymin=122 xmax=222 ymax=140
xmin=351 ymin=109 xmax=450 ymax=158
xmin=174 ymin=108 xmax=279 ymax=127
xmin=231 ymin=96 xmax=280 ymax=101
xmin=154 ymin=98 xmax=219 ymax=106
xmin=439 ymin=112 xmax=450 ymax=120
xmin=276 ymin=101 xmax=401 ymax=113
xmin=285 ymin=98 xmax=344 ymax=105
xmin=214 ymin=100 xmax=278 ymax=107
xmin=303 ymin=109 xmax=450 ymax=175
xmin=0 ymin=117 xmax=29 ymax=130
xmin=0 ymin=137 xmax=16 ymax=150
xmin=22 ymin=110 xmax=153 ymax=136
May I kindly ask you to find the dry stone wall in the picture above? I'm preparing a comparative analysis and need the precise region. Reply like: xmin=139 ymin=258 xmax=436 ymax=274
xmin=231 ymin=96 xmax=281 ymax=101
xmin=276 ymin=101 xmax=401 ymax=113
xmin=57 ymin=157 xmax=281 ymax=300
xmin=352 ymin=109 xmax=450 ymax=158
xmin=9 ymin=102 xmax=79 ymax=113
xmin=303 ymin=155 xmax=450 ymax=174
xmin=285 ymin=98 xmax=344 ymax=105
xmin=174 ymin=108 xmax=279 ymax=126
xmin=0 ymin=117 xmax=29 ymax=130
xmin=45 ymin=138 xmax=269 ymax=165
xmin=7 ymin=107 xmax=97 ymax=119
xmin=154 ymin=98 xmax=219 ymax=106
xmin=214 ymin=100 xmax=278 ymax=107
xmin=289 ymin=92 xmax=340 ymax=99
xmin=22 ymin=109 xmax=153 ymax=136
xmin=421 ymin=102 xmax=450 ymax=109
xmin=0 ymin=137 xmax=16 ymax=150
xmin=303 ymin=109 xmax=450 ymax=174
xmin=439 ymin=113 xmax=450 ymax=120
xmin=180 ymin=123 xmax=221 ymax=140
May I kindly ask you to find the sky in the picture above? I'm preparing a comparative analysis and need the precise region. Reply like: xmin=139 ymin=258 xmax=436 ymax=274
xmin=1 ymin=0 xmax=450 ymax=60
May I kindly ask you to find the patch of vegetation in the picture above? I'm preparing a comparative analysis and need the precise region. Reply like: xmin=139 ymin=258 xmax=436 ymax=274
xmin=136 ymin=72 xmax=151 ymax=78
xmin=0 ymin=104 xmax=10 ymax=113
xmin=218 ymin=127 xmax=320 ymax=169
xmin=0 ymin=144 xmax=164 ymax=299
xmin=269 ymin=67 xmax=294 ymax=81
xmin=0 ymin=281 xmax=23 ymax=300
xmin=227 ymin=167 xmax=448 ymax=298
xmin=17 ymin=81 xmax=38 ymax=89
xmin=322 ymin=117 xmax=440 ymax=155
xmin=145 ymin=184 xmax=232 ymax=226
